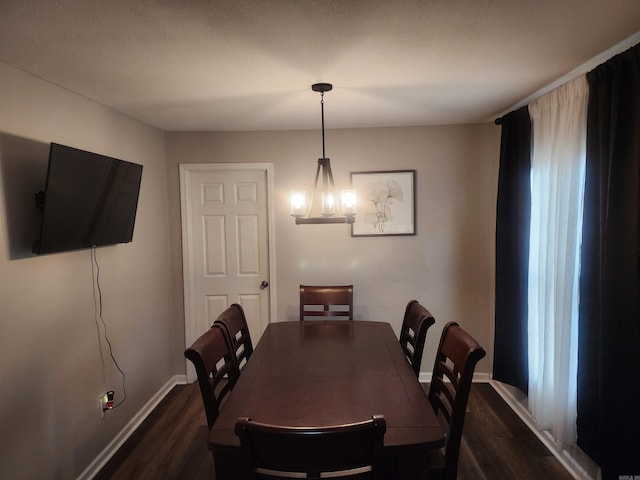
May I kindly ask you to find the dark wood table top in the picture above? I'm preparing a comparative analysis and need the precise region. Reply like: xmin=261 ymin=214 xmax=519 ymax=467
xmin=208 ymin=320 xmax=445 ymax=458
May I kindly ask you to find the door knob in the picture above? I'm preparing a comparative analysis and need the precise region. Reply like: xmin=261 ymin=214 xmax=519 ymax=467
xmin=260 ymin=280 xmax=269 ymax=289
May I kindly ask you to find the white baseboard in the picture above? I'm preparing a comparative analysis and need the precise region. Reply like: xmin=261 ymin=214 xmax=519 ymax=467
xmin=77 ymin=375 xmax=183 ymax=480
xmin=490 ymin=380 xmax=597 ymax=480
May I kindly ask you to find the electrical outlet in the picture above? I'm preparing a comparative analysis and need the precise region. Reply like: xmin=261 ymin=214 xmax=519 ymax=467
xmin=101 ymin=390 xmax=115 ymax=415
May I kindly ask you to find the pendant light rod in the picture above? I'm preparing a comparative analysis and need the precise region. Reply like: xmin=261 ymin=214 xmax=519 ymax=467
xmin=312 ymin=83 xmax=332 ymax=159
xmin=321 ymin=92 xmax=325 ymax=158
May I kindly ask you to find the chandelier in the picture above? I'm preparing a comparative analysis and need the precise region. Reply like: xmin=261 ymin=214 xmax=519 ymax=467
xmin=290 ymin=83 xmax=356 ymax=224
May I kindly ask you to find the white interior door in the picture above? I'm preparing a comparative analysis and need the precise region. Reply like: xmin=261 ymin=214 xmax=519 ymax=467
xmin=180 ymin=163 xmax=276 ymax=382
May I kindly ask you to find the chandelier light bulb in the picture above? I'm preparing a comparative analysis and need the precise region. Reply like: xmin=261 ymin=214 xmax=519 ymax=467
xmin=290 ymin=190 xmax=307 ymax=217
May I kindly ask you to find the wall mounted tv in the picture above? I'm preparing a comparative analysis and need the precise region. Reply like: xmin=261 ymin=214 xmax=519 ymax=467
xmin=33 ymin=143 xmax=143 ymax=255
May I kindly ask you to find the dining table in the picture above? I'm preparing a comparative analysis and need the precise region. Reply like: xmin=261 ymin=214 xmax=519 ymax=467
xmin=207 ymin=320 xmax=446 ymax=479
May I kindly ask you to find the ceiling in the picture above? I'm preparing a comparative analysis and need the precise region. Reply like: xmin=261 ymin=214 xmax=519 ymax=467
xmin=0 ymin=1 xmax=638 ymax=131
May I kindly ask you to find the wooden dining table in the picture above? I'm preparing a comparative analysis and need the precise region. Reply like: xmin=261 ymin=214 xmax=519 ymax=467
xmin=208 ymin=320 xmax=445 ymax=479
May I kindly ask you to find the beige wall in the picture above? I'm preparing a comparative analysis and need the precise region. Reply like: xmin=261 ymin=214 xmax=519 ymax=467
xmin=0 ymin=63 xmax=174 ymax=479
xmin=0 ymin=57 xmax=500 ymax=479
xmin=166 ymin=124 xmax=500 ymax=377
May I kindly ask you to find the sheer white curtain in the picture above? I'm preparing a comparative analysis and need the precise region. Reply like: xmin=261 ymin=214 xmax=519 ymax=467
xmin=527 ymin=75 xmax=588 ymax=448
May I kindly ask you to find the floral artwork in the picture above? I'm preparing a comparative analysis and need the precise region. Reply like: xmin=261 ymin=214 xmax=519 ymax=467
xmin=350 ymin=170 xmax=415 ymax=237
xmin=363 ymin=178 xmax=404 ymax=233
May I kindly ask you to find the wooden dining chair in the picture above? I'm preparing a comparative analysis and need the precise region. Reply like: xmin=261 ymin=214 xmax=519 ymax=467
xmin=214 ymin=303 xmax=254 ymax=372
xmin=184 ymin=324 xmax=239 ymax=429
xmin=425 ymin=322 xmax=486 ymax=480
xmin=299 ymin=284 xmax=354 ymax=320
xmin=235 ymin=415 xmax=386 ymax=479
xmin=399 ymin=300 xmax=436 ymax=378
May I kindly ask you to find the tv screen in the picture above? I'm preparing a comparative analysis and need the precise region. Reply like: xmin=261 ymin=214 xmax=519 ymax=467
xmin=33 ymin=143 xmax=143 ymax=255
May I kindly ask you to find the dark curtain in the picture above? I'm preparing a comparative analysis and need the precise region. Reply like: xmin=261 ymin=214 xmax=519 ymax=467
xmin=493 ymin=106 xmax=531 ymax=394
xmin=578 ymin=44 xmax=640 ymax=480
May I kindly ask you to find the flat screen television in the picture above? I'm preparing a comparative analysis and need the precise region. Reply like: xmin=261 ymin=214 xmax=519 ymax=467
xmin=33 ymin=143 xmax=143 ymax=255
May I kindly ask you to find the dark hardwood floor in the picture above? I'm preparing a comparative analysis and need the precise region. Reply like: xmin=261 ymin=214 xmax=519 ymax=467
xmin=94 ymin=382 xmax=575 ymax=480
xmin=94 ymin=382 xmax=214 ymax=480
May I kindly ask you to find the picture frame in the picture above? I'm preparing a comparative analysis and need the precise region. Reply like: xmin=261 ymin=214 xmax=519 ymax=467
xmin=350 ymin=170 xmax=416 ymax=237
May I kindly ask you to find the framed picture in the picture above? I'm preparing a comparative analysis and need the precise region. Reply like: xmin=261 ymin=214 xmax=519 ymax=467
xmin=350 ymin=170 xmax=416 ymax=237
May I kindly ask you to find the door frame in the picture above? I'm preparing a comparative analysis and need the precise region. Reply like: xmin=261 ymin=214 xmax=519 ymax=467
xmin=180 ymin=163 xmax=277 ymax=381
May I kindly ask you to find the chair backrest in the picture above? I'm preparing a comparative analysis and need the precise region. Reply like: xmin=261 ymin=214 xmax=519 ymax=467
xmin=299 ymin=285 xmax=354 ymax=321
xmin=428 ymin=322 xmax=486 ymax=480
xmin=214 ymin=303 xmax=254 ymax=371
xmin=399 ymin=300 xmax=436 ymax=378
xmin=184 ymin=324 xmax=239 ymax=428
xmin=235 ymin=415 xmax=386 ymax=479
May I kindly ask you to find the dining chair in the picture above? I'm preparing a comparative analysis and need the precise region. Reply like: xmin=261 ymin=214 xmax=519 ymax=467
xmin=214 ymin=303 xmax=254 ymax=372
xmin=299 ymin=284 xmax=354 ymax=320
xmin=399 ymin=300 xmax=436 ymax=378
xmin=235 ymin=415 xmax=386 ymax=479
xmin=425 ymin=322 xmax=486 ymax=480
xmin=184 ymin=324 xmax=239 ymax=429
